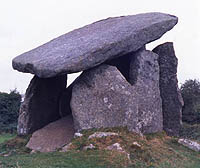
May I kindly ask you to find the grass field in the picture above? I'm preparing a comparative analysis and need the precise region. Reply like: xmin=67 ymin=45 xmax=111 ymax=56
xmin=0 ymin=133 xmax=16 ymax=144
xmin=0 ymin=125 xmax=200 ymax=168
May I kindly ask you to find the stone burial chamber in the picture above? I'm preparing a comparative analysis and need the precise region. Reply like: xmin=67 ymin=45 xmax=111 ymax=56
xmin=12 ymin=12 xmax=183 ymax=152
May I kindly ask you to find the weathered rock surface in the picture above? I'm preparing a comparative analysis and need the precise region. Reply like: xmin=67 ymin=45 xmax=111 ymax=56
xmin=107 ymin=143 xmax=123 ymax=151
xmin=106 ymin=143 xmax=130 ymax=160
xmin=18 ymin=75 xmax=67 ymax=135
xmin=88 ymin=132 xmax=119 ymax=139
xmin=132 ymin=142 xmax=141 ymax=148
xmin=127 ymin=49 xmax=163 ymax=134
xmin=153 ymin=42 xmax=183 ymax=136
xmin=74 ymin=132 xmax=83 ymax=138
xmin=71 ymin=64 xmax=137 ymax=131
xmin=83 ymin=144 xmax=96 ymax=150
xmin=26 ymin=115 xmax=75 ymax=152
xmin=178 ymin=139 xmax=200 ymax=152
xmin=71 ymin=48 xmax=163 ymax=134
xmin=13 ymin=13 xmax=178 ymax=78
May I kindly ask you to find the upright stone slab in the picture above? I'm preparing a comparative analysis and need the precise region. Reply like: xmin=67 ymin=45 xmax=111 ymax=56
xmin=107 ymin=47 xmax=163 ymax=134
xmin=71 ymin=64 xmax=137 ymax=131
xmin=153 ymin=42 xmax=183 ymax=136
xmin=12 ymin=13 xmax=178 ymax=78
xmin=127 ymin=48 xmax=163 ymax=134
xmin=18 ymin=75 xmax=67 ymax=135
xmin=71 ymin=48 xmax=163 ymax=134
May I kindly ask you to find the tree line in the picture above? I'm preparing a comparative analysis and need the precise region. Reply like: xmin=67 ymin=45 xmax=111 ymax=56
xmin=181 ymin=79 xmax=200 ymax=124
xmin=0 ymin=89 xmax=21 ymax=133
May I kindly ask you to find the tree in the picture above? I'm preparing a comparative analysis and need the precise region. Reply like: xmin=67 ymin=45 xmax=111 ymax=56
xmin=0 ymin=89 xmax=21 ymax=132
xmin=181 ymin=79 xmax=200 ymax=124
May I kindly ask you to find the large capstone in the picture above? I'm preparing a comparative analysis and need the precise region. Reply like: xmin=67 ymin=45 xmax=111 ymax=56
xmin=71 ymin=64 xmax=137 ymax=131
xmin=153 ymin=42 xmax=183 ymax=136
xmin=12 ymin=13 xmax=178 ymax=78
xmin=128 ymin=48 xmax=163 ymax=134
xmin=18 ymin=75 xmax=67 ymax=135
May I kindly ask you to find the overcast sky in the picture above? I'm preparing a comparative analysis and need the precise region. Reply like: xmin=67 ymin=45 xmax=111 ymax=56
xmin=0 ymin=0 xmax=199 ymax=93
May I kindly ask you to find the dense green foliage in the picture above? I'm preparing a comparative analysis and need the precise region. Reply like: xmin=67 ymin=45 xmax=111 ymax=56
xmin=181 ymin=79 xmax=200 ymax=124
xmin=180 ymin=123 xmax=200 ymax=143
xmin=0 ymin=89 xmax=21 ymax=132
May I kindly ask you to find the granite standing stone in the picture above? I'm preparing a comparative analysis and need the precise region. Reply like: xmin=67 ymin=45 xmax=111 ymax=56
xmin=107 ymin=47 xmax=163 ymax=133
xmin=153 ymin=42 xmax=183 ymax=136
xmin=71 ymin=47 xmax=163 ymax=134
xmin=70 ymin=64 xmax=138 ymax=131
xmin=13 ymin=13 xmax=178 ymax=78
xmin=18 ymin=75 xmax=67 ymax=135
xmin=128 ymin=48 xmax=163 ymax=133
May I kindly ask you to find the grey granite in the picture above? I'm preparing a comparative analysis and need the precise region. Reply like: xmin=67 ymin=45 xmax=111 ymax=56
xmin=71 ymin=47 xmax=163 ymax=134
xmin=17 ymin=75 xmax=67 ymax=135
xmin=178 ymin=139 xmax=200 ymax=152
xmin=13 ymin=13 xmax=178 ymax=78
xmin=127 ymin=48 xmax=163 ymax=134
xmin=153 ymin=42 xmax=183 ymax=136
xmin=70 ymin=64 xmax=137 ymax=131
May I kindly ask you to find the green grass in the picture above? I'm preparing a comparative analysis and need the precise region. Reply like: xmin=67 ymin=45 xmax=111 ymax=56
xmin=0 ymin=150 xmax=127 ymax=168
xmin=0 ymin=133 xmax=16 ymax=144
xmin=0 ymin=126 xmax=200 ymax=168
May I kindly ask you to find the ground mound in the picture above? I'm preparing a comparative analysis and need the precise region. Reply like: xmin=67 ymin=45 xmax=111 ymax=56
xmin=0 ymin=125 xmax=200 ymax=168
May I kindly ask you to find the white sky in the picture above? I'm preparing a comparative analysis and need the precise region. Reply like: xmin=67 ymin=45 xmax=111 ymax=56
xmin=0 ymin=0 xmax=200 ymax=93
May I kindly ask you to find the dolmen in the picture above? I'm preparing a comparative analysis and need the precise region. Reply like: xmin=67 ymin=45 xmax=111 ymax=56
xmin=13 ymin=12 xmax=183 ymax=142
